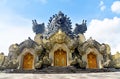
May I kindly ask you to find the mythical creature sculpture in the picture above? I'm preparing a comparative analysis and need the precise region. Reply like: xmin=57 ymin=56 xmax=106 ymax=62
xmin=35 ymin=45 xmax=43 ymax=55
xmin=74 ymin=20 xmax=87 ymax=34
xmin=42 ymin=56 xmax=52 ymax=67
xmin=102 ymin=44 xmax=113 ymax=68
xmin=35 ymin=56 xmax=52 ymax=69
xmin=35 ymin=60 xmax=43 ymax=69
xmin=44 ymin=11 xmax=74 ymax=39
xmin=0 ymin=43 xmax=20 ymax=69
xmin=0 ymin=53 xmax=5 ymax=69
xmin=1 ymin=56 xmax=19 ymax=69
xmin=32 ymin=20 xmax=45 ymax=34
xmin=8 ymin=44 xmax=19 ymax=60
xmin=70 ymin=56 xmax=86 ymax=68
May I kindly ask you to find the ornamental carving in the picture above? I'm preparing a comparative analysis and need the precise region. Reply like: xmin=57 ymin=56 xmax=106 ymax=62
xmin=0 ymin=11 xmax=113 ymax=70
xmin=50 ymin=29 xmax=67 ymax=44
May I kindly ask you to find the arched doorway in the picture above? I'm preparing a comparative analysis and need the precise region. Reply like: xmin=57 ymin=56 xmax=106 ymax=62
xmin=23 ymin=53 xmax=34 ymax=70
xmin=54 ymin=49 xmax=67 ymax=66
xmin=87 ymin=52 xmax=97 ymax=68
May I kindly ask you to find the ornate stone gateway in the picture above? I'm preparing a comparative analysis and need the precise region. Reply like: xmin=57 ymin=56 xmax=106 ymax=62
xmin=54 ymin=49 xmax=67 ymax=66
xmin=23 ymin=53 xmax=34 ymax=70
xmin=87 ymin=52 xmax=97 ymax=68
xmin=0 ymin=11 xmax=112 ymax=70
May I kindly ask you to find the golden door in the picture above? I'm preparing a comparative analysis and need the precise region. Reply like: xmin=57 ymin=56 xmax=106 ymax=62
xmin=87 ymin=53 xmax=97 ymax=68
xmin=54 ymin=49 xmax=67 ymax=66
xmin=23 ymin=53 xmax=33 ymax=70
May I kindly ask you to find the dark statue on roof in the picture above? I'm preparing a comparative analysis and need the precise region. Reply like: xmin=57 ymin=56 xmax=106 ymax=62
xmin=74 ymin=20 xmax=87 ymax=34
xmin=32 ymin=20 xmax=45 ymax=34
xmin=45 ymin=11 xmax=74 ymax=38
xmin=32 ymin=11 xmax=87 ymax=39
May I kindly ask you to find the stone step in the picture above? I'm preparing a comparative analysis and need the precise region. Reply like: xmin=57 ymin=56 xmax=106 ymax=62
xmin=2 ymin=66 xmax=119 ymax=73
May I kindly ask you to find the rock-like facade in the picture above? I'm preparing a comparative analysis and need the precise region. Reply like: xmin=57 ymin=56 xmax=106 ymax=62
xmin=112 ymin=52 xmax=120 ymax=68
xmin=0 ymin=11 xmax=113 ymax=70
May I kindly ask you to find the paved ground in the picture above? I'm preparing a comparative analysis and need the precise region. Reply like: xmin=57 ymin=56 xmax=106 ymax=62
xmin=0 ymin=72 xmax=120 ymax=79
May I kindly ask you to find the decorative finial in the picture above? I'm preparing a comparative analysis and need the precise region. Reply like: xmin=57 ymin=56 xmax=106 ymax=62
xmin=58 ymin=11 xmax=64 ymax=16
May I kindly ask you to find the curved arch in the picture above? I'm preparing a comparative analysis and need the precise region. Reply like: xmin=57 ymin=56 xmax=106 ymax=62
xmin=49 ymin=43 xmax=71 ymax=66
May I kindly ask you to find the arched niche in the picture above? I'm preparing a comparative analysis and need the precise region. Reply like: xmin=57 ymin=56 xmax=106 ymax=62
xmin=23 ymin=53 xmax=34 ymax=70
xmin=54 ymin=49 xmax=67 ymax=66
xmin=87 ymin=52 xmax=97 ymax=68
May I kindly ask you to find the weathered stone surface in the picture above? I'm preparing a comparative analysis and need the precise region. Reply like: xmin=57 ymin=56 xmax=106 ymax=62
xmin=19 ymin=37 xmax=38 ymax=53
xmin=0 ymin=53 xmax=5 ymax=67
xmin=34 ymin=34 xmax=43 ymax=45
xmin=8 ymin=44 xmax=19 ymax=60
xmin=112 ymin=52 xmax=120 ymax=68
xmin=0 ymin=11 xmax=114 ymax=70
xmin=35 ymin=61 xmax=43 ymax=69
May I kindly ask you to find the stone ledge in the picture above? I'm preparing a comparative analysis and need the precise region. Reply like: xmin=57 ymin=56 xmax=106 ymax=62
xmin=1 ymin=66 xmax=120 ymax=74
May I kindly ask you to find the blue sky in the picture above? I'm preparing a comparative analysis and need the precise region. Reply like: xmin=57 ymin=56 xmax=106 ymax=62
xmin=0 ymin=0 xmax=120 ymax=55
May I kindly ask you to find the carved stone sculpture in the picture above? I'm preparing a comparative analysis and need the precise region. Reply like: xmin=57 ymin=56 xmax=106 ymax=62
xmin=35 ymin=60 xmax=43 ymax=69
xmin=70 ymin=56 xmax=86 ymax=68
xmin=32 ymin=20 xmax=45 ymax=34
xmin=0 ymin=53 xmax=5 ymax=66
xmin=8 ymin=44 xmax=19 ymax=60
xmin=74 ymin=20 xmax=87 ymax=34
xmin=44 ymin=11 xmax=74 ymax=39
xmin=42 ymin=56 xmax=52 ymax=66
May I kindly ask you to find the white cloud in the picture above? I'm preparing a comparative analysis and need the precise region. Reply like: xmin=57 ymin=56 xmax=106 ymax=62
xmin=85 ymin=17 xmax=120 ymax=55
xmin=0 ymin=10 xmax=35 ymax=55
xmin=99 ymin=1 xmax=106 ymax=11
xmin=111 ymin=1 xmax=120 ymax=14
xmin=100 ymin=5 xmax=106 ymax=11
